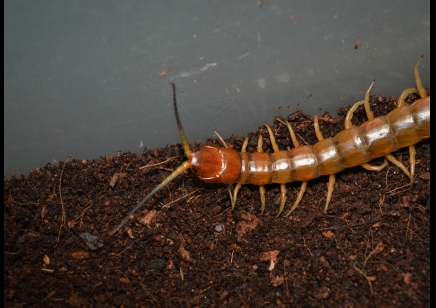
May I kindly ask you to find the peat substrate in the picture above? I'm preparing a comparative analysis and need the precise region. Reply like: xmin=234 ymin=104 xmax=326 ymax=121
xmin=4 ymin=93 xmax=430 ymax=307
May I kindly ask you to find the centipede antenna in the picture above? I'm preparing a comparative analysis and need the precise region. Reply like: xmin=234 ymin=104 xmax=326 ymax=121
xmin=171 ymin=83 xmax=192 ymax=157
xmin=109 ymin=83 xmax=195 ymax=236
xmin=109 ymin=161 xmax=192 ymax=236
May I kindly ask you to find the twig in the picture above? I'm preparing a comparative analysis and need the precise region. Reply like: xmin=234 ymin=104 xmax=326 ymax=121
xmin=405 ymin=213 xmax=411 ymax=237
xmin=139 ymin=157 xmax=181 ymax=170
xmin=113 ymin=242 xmax=134 ymax=257
xmin=296 ymin=133 xmax=309 ymax=145
xmin=159 ymin=189 xmax=201 ymax=211
xmin=302 ymin=236 xmax=313 ymax=256
xmin=57 ymin=156 xmax=71 ymax=242
xmin=385 ymin=184 xmax=411 ymax=196
xmin=179 ymin=267 xmax=184 ymax=281
xmin=284 ymin=253 xmax=289 ymax=292
xmin=79 ymin=201 xmax=94 ymax=228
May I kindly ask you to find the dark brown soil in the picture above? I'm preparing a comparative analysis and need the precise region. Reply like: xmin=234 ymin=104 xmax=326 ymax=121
xmin=4 ymin=93 xmax=430 ymax=308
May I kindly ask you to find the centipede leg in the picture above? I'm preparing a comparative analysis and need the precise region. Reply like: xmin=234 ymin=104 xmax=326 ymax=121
xmin=214 ymin=130 xmax=229 ymax=148
xmin=285 ymin=181 xmax=308 ymax=217
xmin=392 ymin=56 xmax=427 ymax=186
xmin=345 ymin=82 xmax=391 ymax=173
xmin=229 ymin=138 xmax=248 ymax=210
xmin=313 ymin=115 xmax=336 ymax=213
xmin=279 ymin=119 xmax=309 ymax=217
xmin=257 ymin=134 xmax=266 ymax=214
xmin=265 ymin=123 xmax=288 ymax=216
xmin=414 ymin=56 xmax=427 ymax=99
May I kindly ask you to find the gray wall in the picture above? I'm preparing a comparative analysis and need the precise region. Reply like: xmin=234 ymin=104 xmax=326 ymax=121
xmin=4 ymin=0 xmax=430 ymax=177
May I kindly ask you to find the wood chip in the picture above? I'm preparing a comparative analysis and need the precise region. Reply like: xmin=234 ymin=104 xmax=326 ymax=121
xmin=119 ymin=277 xmax=130 ymax=284
xmin=179 ymin=246 xmax=192 ymax=262
xmin=109 ymin=173 xmax=119 ymax=187
xmin=71 ymin=251 xmax=90 ymax=260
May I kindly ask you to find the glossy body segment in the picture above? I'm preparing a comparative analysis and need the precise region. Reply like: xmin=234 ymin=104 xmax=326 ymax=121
xmin=228 ymin=96 xmax=429 ymax=186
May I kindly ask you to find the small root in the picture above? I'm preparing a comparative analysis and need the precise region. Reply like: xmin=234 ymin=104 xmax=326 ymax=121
xmin=353 ymin=265 xmax=374 ymax=295
xmin=57 ymin=155 xmax=71 ymax=243
xmin=139 ymin=157 xmax=181 ymax=169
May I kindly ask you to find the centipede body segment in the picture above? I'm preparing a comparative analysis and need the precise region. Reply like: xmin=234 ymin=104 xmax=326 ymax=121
xmin=109 ymin=57 xmax=430 ymax=235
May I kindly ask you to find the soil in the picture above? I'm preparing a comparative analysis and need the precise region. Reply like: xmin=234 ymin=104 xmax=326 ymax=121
xmin=4 ymin=93 xmax=430 ymax=308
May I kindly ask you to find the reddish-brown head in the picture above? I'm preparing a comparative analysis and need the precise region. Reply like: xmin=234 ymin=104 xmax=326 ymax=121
xmin=189 ymin=145 xmax=241 ymax=184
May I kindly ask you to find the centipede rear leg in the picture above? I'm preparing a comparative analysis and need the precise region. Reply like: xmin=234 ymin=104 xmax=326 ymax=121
xmin=345 ymin=81 xmax=414 ymax=180
xmin=394 ymin=56 xmax=428 ymax=185
xmin=345 ymin=57 xmax=427 ymax=185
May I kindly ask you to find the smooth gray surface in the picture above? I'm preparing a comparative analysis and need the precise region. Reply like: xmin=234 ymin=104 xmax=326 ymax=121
xmin=4 ymin=1 xmax=430 ymax=178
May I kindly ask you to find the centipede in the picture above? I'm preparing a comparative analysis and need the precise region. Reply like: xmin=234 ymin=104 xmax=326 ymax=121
xmin=109 ymin=57 xmax=430 ymax=236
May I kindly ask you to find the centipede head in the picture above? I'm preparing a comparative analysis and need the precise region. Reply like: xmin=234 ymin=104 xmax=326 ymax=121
xmin=172 ymin=83 xmax=240 ymax=184
xmin=108 ymin=83 xmax=239 ymax=236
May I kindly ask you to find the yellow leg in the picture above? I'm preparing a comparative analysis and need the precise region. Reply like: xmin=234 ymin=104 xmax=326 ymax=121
xmin=276 ymin=119 xmax=310 ymax=216
xmin=285 ymin=181 xmax=307 ymax=217
xmin=408 ymin=146 xmax=416 ymax=186
xmin=345 ymin=81 xmax=375 ymax=129
xmin=257 ymin=134 xmax=266 ymax=214
xmin=397 ymin=88 xmax=417 ymax=107
xmin=324 ymin=175 xmax=336 ymax=213
xmin=213 ymin=130 xmax=228 ymax=148
xmin=275 ymin=117 xmax=300 ymax=147
xmin=360 ymin=160 xmax=388 ymax=171
xmin=228 ymin=137 xmax=248 ymax=210
xmin=259 ymin=185 xmax=266 ymax=214
xmin=264 ymin=123 xmax=279 ymax=152
xmin=394 ymin=57 xmax=427 ymax=185
xmin=345 ymin=81 xmax=411 ymax=181
xmin=313 ymin=115 xmax=337 ymax=213
xmin=414 ymin=56 xmax=427 ymax=99
xmin=265 ymin=123 xmax=288 ymax=216
xmin=277 ymin=184 xmax=287 ymax=217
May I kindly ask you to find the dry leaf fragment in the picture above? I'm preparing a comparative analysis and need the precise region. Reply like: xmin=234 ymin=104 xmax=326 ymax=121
xmin=179 ymin=246 xmax=192 ymax=262
xmin=167 ymin=260 xmax=175 ymax=269
xmin=270 ymin=274 xmax=284 ymax=287
xmin=322 ymin=230 xmax=334 ymax=238
xmin=374 ymin=241 xmax=384 ymax=254
xmin=403 ymin=272 xmax=412 ymax=284
xmin=159 ymin=66 xmax=172 ymax=77
xmin=119 ymin=277 xmax=130 ymax=284
xmin=109 ymin=173 xmax=119 ymax=188
xmin=319 ymin=256 xmax=330 ymax=268
xmin=45 ymin=290 xmax=56 ymax=299
xmin=372 ymin=221 xmax=381 ymax=228
xmin=259 ymin=250 xmax=280 ymax=262
xmin=139 ymin=210 xmax=157 ymax=226
xmin=236 ymin=213 xmax=260 ymax=238
xmin=43 ymin=255 xmax=51 ymax=265
xmin=314 ymin=287 xmax=331 ymax=300
xmin=126 ymin=227 xmax=134 ymax=239
xmin=419 ymin=172 xmax=430 ymax=180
